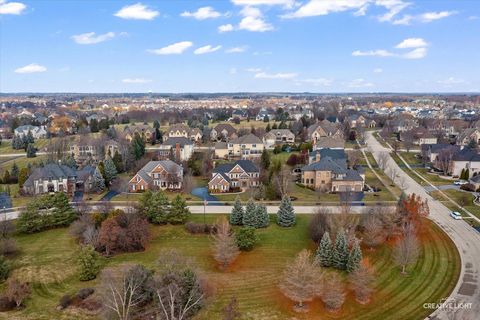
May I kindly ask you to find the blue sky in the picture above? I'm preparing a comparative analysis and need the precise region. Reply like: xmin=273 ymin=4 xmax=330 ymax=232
xmin=1 ymin=0 xmax=479 ymax=93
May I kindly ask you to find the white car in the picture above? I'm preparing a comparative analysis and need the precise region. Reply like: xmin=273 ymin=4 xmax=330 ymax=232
xmin=453 ymin=180 xmax=468 ymax=185
xmin=450 ymin=211 xmax=462 ymax=220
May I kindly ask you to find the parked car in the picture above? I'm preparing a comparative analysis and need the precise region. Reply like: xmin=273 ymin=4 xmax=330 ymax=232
xmin=450 ymin=211 xmax=462 ymax=220
xmin=453 ymin=180 xmax=468 ymax=185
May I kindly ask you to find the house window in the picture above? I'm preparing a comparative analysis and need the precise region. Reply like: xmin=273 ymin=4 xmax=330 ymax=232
xmin=140 ymin=185 xmax=144 ymax=190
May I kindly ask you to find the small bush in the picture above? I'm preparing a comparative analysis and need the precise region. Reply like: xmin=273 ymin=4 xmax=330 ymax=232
xmin=0 ymin=255 xmax=10 ymax=282
xmin=460 ymin=183 xmax=476 ymax=192
xmin=0 ymin=238 xmax=18 ymax=255
xmin=58 ymin=294 xmax=72 ymax=309
xmin=78 ymin=297 xmax=102 ymax=311
xmin=0 ymin=296 xmax=16 ymax=312
xmin=235 ymin=227 xmax=258 ymax=251
xmin=77 ymin=245 xmax=101 ymax=281
xmin=185 ymin=222 xmax=216 ymax=234
xmin=76 ymin=288 xmax=94 ymax=300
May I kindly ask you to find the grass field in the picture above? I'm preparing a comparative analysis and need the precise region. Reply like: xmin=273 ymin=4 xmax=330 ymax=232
xmin=0 ymin=155 xmax=48 ymax=171
xmin=3 ymin=215 xmax=460 ymax=320
xmin=430 ymin=189 xmax=480 ymax=220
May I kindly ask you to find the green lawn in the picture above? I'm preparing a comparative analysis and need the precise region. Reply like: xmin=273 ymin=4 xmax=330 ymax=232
xmin=0 ymin=155 xmax=48 ymax=171
xmin=4 ymin=216 xmax=460 ymax=320
xmin=430 ymin=189 xmax=480 ymax=220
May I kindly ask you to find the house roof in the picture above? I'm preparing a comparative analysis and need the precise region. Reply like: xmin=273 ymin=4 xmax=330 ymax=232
xmin=316 ymin=137 xmax=345 ymax=149
xmin=140 ymin=160 xmax=182 ymax=174
xmin=213 ymin=160 xmax=259 ymax=174
xmin=163 ymin=137 xmax=193 ymax=146
xmin=213 ymin=123 xmax=237 ymax=135
xmin=421 ymin=143 xmax=460 ymax=154
xmin=301 ymin=156 xmax=347 ymax=174
xmin=452 ymin=148 xmax=480 ymax=162
xmin=231 ymin=133 xmax=262 ymax=144
xmin=23 ymin=163 xmax=77 ymax=187
xmin=333 ymin=169 xmax=364 ymax=182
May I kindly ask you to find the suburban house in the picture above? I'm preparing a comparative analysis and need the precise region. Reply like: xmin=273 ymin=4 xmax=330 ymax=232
xmin=469 ymin=174 xmax=480 ymax=190
xmin=457 ymin=128 xmax=480 ymax=146
xmin=128 ymin=160 xmax=183 ymax=192
xmin=314 ymin=137 xmax=345 ymax=150
xmin=301 ymin=155 xmax=365 ymax=193
xmin=157 ymin=137 xmax=194 ymax=162
xmin=365 ymin=119 xmax=377 ymax=128
xmin=208 ymin=160 xmax=259 ymax=193
xmin=231 ymin=109 xmax=248 ymax=120
xmin=346 ymin=114 xmax=366 ymax=128
xmin=214 ymin=133 xmax=264 ymax=160
xmin=165 ymin=123 xmax=202 ymax=142
xmin=256 ymin=108 xmax=276 ymax=121
xmin=14 ymin=125 xmax=47 ymax=139
xmin=123 ymin=125 xmax=156 ymax=143
xmin=389 ymin=115 xmax=418 ymax=133
xmin=69 ymin=137 xmax=119 ymax=164
xmin=447 ymin=148 xmax=480 ymax=177
xmin=308 ymin=148 xmax=347 ymax=165
xmin=262 ymin=129 xmax=295 ymax=149
xmin=307 ymin=120 xmax=343 ymax=144
xmin=291 ymin=109 xmax=314 ymax=121
xmin=421 ymin=143 xmax=461 ymax=163
xmin=210 ymin=123 xmax=238 ymax=141
xmin=22 ymin=163 xmax=98 ymax=195
xmin=400 ymin=127 xmax=438 ymax=145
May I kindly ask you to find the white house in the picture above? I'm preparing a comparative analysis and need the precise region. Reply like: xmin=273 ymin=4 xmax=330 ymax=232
xmin=14 ymin=125 xmax=47 ymax=139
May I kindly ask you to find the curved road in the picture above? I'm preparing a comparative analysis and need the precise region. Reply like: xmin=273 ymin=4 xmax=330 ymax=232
xmin=365 ymin=131 xmax=479 ymax=319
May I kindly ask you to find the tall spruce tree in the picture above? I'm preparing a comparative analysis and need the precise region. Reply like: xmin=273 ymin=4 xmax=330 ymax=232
xmin=51 ymin=192 xmax=77 ymax=227
xmin=230 ymin=196 xmax=244 ymax=225
xmin=346 ymin=238 xmax=363 ymax=273
xmin=242 ymin=198 xmax=257 ymax=227
xmin=91 ymin=166 xmax=105 ymax=192
xmin=256 ymin=204 xmax=270 ymax=228
xmin=316 ymin=231 xmax=333 ymax=267
xmin=168 ymin=195 xmax=190 ymax=224
xmin=332 ymin=230 xmax=349 ymax=270
xmin=103 ymin=157 xmax=117 ymax=185
xmin=276 ymin=196 xmax=295 ymax=227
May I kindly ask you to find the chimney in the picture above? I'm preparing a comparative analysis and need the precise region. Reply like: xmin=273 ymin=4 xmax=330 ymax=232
xmin=175 ymin=143 xmax=181 ymax=162
xmin=316 ymin=152 xmax=321 ymax=162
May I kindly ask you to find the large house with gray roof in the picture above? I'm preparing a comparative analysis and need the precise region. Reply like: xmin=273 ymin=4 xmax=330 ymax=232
xmin=129 ymin=160 xmax=183 ymax=192
xmin=208 ymin=160 xmax=259 ymax=193
xmin=214 ymin=133 xmax=264 ymax=160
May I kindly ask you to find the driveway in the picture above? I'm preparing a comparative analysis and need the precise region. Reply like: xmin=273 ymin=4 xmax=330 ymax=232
xmin=365 ymin=131 xmax=480 ymax=319
xmin=423 ymin=184 xmax=460 ymax=193
xmin=191 ymin=187 xmax=222 ymax=206
xmin=72 ymin=191 xmax=83 ymax=202
xmin=100 ymin=190 xmax=119 ymax=201
xmin=0 ymin=192 xmax=12 ymax=209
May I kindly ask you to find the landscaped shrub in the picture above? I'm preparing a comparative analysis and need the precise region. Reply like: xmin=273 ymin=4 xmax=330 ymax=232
xmin=0 ymin=255 xmax=10 ymax=282
xmin=0 ymin=296 xmax=16 ymax=312
xmin=77 ymin=245 xmax=102 ymax=281
xmin=0 ymin=238 xmax=17 ymax=255
xmin=460 ymin=183 xmax=476 ymax=192
xmin=185 ymin=222 xmax=216 ymax=234
xmin=235 ymin=226 xmax=258 ymax=251
xmin=58 ymin=294 xmax=72 ymax=310
xmin=76 ymin=288 xmax=94 ymax=300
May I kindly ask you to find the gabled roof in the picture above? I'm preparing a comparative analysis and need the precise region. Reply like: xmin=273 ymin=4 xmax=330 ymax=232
xmin=231 ymin=133 xmax=262 ymax=144
xmin=213 ymin=160 xmax=259 ymax=174
xmin=213 ymin=123 xmax=237 ymax=135
xmin=452 ymin=148 xmax=480 ymax=162
xmin=140 ymin=160 xmax=182 ymax=175
xmin=163 ymin=137 xmax=193 ymax=146
xmin=301 ymin=156 xmax=347 ymax=174
xmin=23 ymin=163 xmax=77 ymax=187
xmin=316 ymin=137 xmax=345 ymax=149
xmin=421 ymin=143 xmax=460 ymax=154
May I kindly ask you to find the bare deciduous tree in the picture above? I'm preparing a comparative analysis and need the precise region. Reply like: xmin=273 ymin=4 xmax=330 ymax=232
xmin=6 ymin=278 xmax=31 ymax=307
xmin=183 ymin=173 xmax=194 ymax=195
xmin=394 ymin=226 xmax=420 ymax=274
xmin=211 ymin=217 xmax=239 ymax=270
xmin=361 ymin=214 xmax=386 ymax=249
xmin=279 ymin=249 xmax=323 ymax=312
xmin=348 ymin=265 xmax=375 ymax=304
xmin=378 ymin=152 xmax=389 ymax=171
xmin=321 ymin=273 xmax=346 ymax=312
xmin=274 ymin=166 xmax=292 ymax=197
xmin=388 ymin=167 xmax=398 ymax=185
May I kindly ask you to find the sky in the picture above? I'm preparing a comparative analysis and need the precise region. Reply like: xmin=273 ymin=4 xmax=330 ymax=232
xmin=0 ymin=0 xmax=479 ymax=93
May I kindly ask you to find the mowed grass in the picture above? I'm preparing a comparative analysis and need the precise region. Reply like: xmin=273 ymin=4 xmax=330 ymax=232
xmin=4 ymin=215 xmax=460 ymax=320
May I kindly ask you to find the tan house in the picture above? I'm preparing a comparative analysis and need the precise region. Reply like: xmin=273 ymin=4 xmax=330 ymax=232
xmin=307 ymin=120 xmax=343 ymax=144
xmin=208 ymin=160 xmax=259 ymax=193
xmin=214 ymin=133 xmax=264 ymax=160
xmin=263 ymin=129 xmax=295 ymax=149
xmin=457 ymin=128 xmax=480 ymax=146
xmin=165 ymin=123 xmax=202 ymax=142
xmin=70 ymin=137 xmax=119 ymax=165
xmin=123 ymin=124 xmax=156 ymax=143
xmin=128 ymin=160 xmax=183 ymax=192
xmin=210 ymin=123 xmax=238 ymax=141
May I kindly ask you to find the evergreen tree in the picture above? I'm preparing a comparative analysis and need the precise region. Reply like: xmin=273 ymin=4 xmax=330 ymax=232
xmin=91 ymin=166 xmax=105 ymax=192
xmin=2 ymin=170 xmax=10 ymax=184
xmin=346 ymin=239 xmax=363 ymax=273
xmin=26 ymin=143 xmax=36 ymax=158
xmin=168 ymin=194 xmax=190 ymax=224
xmin=465 ymin=168 xmax=470 ymax=180
xmin=272 ymin=123 xmax=278 ymax=130
xmin=11 ymin=163 xmax=19 ymax=183
xmin=112 ymin=150 xmax=124 ymax=173
xmin=153 ymin=120 xmax=160 ymax=129
xmin=26 ymin=129 xmax=34 ymax=144
xmin=255 ymin=204 xmax=269 ymax=228
xmin=103 ymin=157 xmax=118 ymax=185
xmin=316 ymin=231 xmax=333 ymax=267
xmin=242 ymin=198 xmax=257 ymax=227
xmin=132 ymin=133 xmax=146 ymax=160
xmin=279 ymin=121 xmax=288 ymax=129
xmin=18 ymin=168 xmax=29 ymax=188
xmin=276 ymin=196 xmax=295 ymax=227
xmin=90 ymin=119 xmax=99 ymax=133
xmin=460 ymin=168 xmax=465 ymax=180
xmin=332 ymin=230 xmax=349 ymax=270
xmin=77 ymin=245 xmax=101 ymax=281
xmin=138 ymin=190 xmax=170 ymax=224
xmin=63 ymin=155 xmax=77 ymax=169
xmin=51 ymin=193 xmax=77 ymax=227
xmin=265 ymin=123 xmax=271 ymax=132
xmin=230 ymin=196 xmax=244 ymax=225
xmin=260 ymin=149 xmax=271 ymax=170
xmin=0 ymin=255 xmax=10 ymax=282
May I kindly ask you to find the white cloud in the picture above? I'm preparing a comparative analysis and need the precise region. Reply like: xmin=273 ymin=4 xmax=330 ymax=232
xmin=14 ymin=63 xmax=47 ymax=74
xmin=373 ymin=68 xmax=383 ymax=73
xmin=181 ymin=6 xmax=222 ymax=20
xmin=282 ymin=0 xmax=369 ymax=19
xmin=218 ymin=24 xmax=234 ymax=32
xmin=232 ymin=0 xmax=295 ymax=7
xmin=229 ymin=68 xmax=238 ymax=74
xmin=392 ymin=14 xmax=413 ymax=25
xmin=437 ymin=77 xmax=466 ymax=86
xmin=402 ymin=47 xmax=427 ymax=59
xmin=194 ymin=45 xmax=222 ymax=55
xmin=468 ymin=16 xmax=479 ymax=20
xmin=420 ymin=11 xmax=456 ymax=22
xmin=347 ymin=78 xmax=374 ymax=88
xmin=147 ymin=41 xmax=193 ymax=55
xmin=226 ymin=46 xmax=247 ymax=53
xmin=238 ymin=6 xmax=273 ymax=32
xmin=122 ymin=78 xmax=152 ymax=84
xmin=395 ymin=38 xmax=428 ymax=49
xmin=0 ymin=0 xmax=26 ymax=15
xmin=352 ymin=49 xmax=394 ymax=57
xmin=114 ymin=3 xmax=159 ymax=20
xmin=254 ymin=71 xmax=297 ymax=79
xmin=376 ymin=0 xmax=410 ymax=23
xmin=246 ymin=68 xmax=262 ymax=72
xmin=297 ymin=78 xmax=333 ymax=86
xmin=71 ymin=32 xmax=116 ymax=45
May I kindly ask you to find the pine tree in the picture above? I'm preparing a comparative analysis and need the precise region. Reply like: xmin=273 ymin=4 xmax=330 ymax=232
xmin=230 ymin=196 xmax=244 ymax=225
xmin=91 ymin=166 xmax=105 ymax=192
xmin=26 ymin=143 xmax=36 ymax=158
xmin=261 ymin=149 xmax=271 ymax=170
xmin=51 ymin=193 xmax=77 ymax=227
xmin=26 ymin=130 xmax=34 ymax=144
xmin=346 ymin=239 xmax=363 ymax=273
xmin=316 ymin=231 xmax=333 ymax=267
xmin=77 ymin=245 xmax=101 ymax=281
xmin=11 ymin=163 xmax=19 ymax=182
xmin=266 ymin=123 xmax=271 ymax=132
xmin=242 ymin=198 xmax=257 ymax=227
xmin=112 ymin=150 xmax=124 ymax=173
xmin=255 ymin=204 xmax=269 ymax=228
xmin=103 ymin=157 xmax=117 ymax=185
xmin=168 ymin=194 xmax=190 ymax=224
xmin=276 ymin=196 xmax=295 ymax=227
xmin=138 ymin=190 xmax=170 ymax=224
xmin=332 ymin=230 xmax=349 ymax=270
xmin=465 ymin=168 xmax=470 ymax=180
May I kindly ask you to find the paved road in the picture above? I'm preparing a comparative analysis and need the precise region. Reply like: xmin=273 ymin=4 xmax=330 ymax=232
xmin=365 ymin=131 xmax=480 ymax=320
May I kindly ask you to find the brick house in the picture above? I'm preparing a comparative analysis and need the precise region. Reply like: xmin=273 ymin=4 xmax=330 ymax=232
xmin=208 ymin=160 xmax=259 ymax=193
xmin=165 ymin=123 xmax=202 ymax=142
xmin=129 ymin=160 xmax=183 ymax=192
xmin=307 ymin=120 xmax=343 ymax=144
